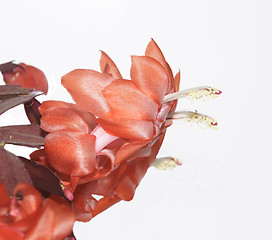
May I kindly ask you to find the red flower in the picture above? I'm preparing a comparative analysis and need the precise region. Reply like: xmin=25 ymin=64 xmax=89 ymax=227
xmin=0 ymin=183 xmax=75 ymax=240
xmin=33 ymin=40 xmax=181 ymax=221
xmin=1 ymin=62 xmax=48 ymax=94
xmin=35 ymin=40 xmax=178 ymax=186
xmin=59 ymin=39 xmax=180 ymax=167
xmin=33 ymin=39 xmax=220 ymax=220
xmin=61 ymin=39 xmax=178 ymax=141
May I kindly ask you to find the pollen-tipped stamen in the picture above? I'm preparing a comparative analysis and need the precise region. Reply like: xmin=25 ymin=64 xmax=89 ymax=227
xmin=152 ymin=157 xmax=182 ymax=170
xmin=167 ymin=110 xmax=218 ymax=130
xmin=163 ymin=86 xmax=222 ymax=103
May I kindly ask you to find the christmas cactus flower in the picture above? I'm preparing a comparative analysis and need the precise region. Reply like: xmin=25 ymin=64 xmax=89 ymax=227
xmin=31 ymin=39 xmax=221 ymax=222
xmin=1 ymin=39 xmax=221 ymax=239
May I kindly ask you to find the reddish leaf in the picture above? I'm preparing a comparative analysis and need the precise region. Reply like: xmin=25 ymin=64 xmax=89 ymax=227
xmin=0 ymin=148 xmax=32 ymax=195
xmin=0 ymin=124 xmax=45 ymax=148
xmin=0 ymin=148 xmax=65 ymax=199
xmin=0 ymin=61 xmax=24 ymax=73
xmin=20 ymin=157 xmax=65 ymax=199
xmin=24 ymin=99 xmax=42 ymax=124
xmin=0 ymin=91 xmax=43 ymax=115
xmin=0 ymin=85 xmax=33 ymax=96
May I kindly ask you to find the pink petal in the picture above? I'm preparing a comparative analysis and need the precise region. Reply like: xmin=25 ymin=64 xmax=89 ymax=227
xmin=130 ymin=56 xmax=169 ymax=104
xmin=102 ymin=79 xmax=159 ymax=121
xmin=100 ymin=51 xmax=122 ymax=79
xmin=91 ymin=125 xmax=119 ymax=153
xmin=61 ymin=69 xmax=114 ymax=117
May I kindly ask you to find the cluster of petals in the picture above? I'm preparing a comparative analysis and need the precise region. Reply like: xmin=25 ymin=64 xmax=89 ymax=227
xmin=0 ymin=183 xmax=75 ymax=240
xmin=31 ymin=39 xmax=181 ymax=221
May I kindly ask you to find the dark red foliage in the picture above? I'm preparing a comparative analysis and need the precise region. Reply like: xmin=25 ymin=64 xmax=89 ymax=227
xmin=0 ymin=148 xmax=65 ymax=199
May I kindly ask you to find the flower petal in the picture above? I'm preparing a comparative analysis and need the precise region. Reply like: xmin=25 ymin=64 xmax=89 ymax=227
xmin=41 ymin=107 xmax=90 ymax=133
xmin=99 ymin=51 xmax=122 ymax=79
xmin=39 ymin=101 xmax=97 ymax=132
xmin=102 ymin=79 xmax=159 ymax=121
xmin=174 ymin=70 xmax=181 ymax=92
xmin=115 ymin=174 xmax=136 ymax=201
xmin=14 ymin=183 xmax=42 ymax=217
xmin=130 ymin=56 xmax=169 ymax=104
xmin=29 ymin=149 xmax=47 ymax=166
xmin=78 ymin=139 xmax=127 ymax=184
xmin=24 ymin=197 xmax=74 ymax=240
xmin=145 ymin=39 xmax=166 ymax=62
xmin=114 ymin=140 xmax=148 ymax=166
xmin=0 ymin=184 xmax=10 ymax=215
xmin=97 ymin=113 xmax=155 ymax=140
xmin=49 ymin=196 xmax=75 ymax=240
xmin=92 ymin=196 xmax=120 ymax=218
xmin=0 ymin=224 xmax=24 ymax=240
xmin=115 ymin=158 xmax=150 ymax=201
xmin=167 ymin=71 xmax=181 ymax=112
xmin=73 ymin=163 xmax=127 ymax=220
xmin=145 ymin=39 xmax=174 ymax=93
xmin=61 ymin=69 xmax=114 ymax=117
xmin=44 ymin=131 xmax=96 ymax=176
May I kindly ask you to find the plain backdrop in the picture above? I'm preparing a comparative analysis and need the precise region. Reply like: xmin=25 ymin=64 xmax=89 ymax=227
xmin=0 ymin=0 xmax=272 ymax=239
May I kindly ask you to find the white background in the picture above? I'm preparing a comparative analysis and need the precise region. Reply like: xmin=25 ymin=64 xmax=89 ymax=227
xmin=1 ymin=0 xmax=272 ymax=239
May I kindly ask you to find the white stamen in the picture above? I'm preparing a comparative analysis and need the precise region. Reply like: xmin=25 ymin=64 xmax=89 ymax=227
xmin=167 ymin=111 xmax=218 ymax=130
xmin=152 ymin=157 xmax=182 ymax=170
xmin=163 ymin=86 xmax=222 ymax=103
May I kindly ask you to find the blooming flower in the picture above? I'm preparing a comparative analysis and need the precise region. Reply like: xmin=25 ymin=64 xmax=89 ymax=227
xmin=61 ymin=39 xmax=220 ymax=165
xmin=33 ymin=39 xmax=221 ymax=221
xmin=62 ymin=40 xmax=174 ymax=141
xmin=0 ymin=183 xmax=75 ymax=240
xmin=59 ymin=40 xmax=179 ymax=169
